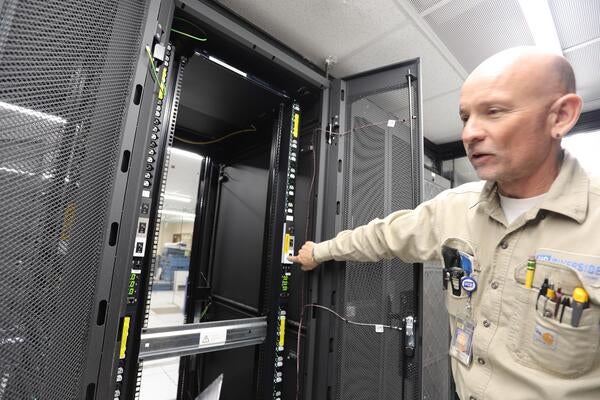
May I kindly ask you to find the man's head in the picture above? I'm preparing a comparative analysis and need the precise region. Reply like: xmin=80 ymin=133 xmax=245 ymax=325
xmin=459 ymin=46 xmax=582 ymax=197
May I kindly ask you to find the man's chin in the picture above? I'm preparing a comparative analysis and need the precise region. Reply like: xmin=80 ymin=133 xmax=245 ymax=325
xmin=473 ymin=167 xmax=497 ymax=182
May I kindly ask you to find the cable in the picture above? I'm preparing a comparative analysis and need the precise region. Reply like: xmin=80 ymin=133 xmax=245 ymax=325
xmin=304 ymin=129 xmax=317 ymax=241
xmin=303 ymin=304 xmax=402 ymax=331
xmin=315 ymin=118 xmax=408 ymax=138
xmin=145 ymin=46 xmax=165 ymax=97
xmin=199 ymin=302 xmax=211 ymax=321
xmin=295 ymin=301 xmax=402 ymax=400
xmin=173 ymin=16 xmax=208 ymax=38
xmin=296 ymin=129 xmax=317 ymax=400
xmin=199 ymin=271 xmax=209 ymax=286
xmin=171 ymin=28 xmax=207 ymax=42
xmin=174 ymin=125 xmax=257 ymax=145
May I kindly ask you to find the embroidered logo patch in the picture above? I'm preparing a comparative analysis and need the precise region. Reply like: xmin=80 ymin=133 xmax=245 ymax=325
xmin=536 ymin=253 xmax=600 ymax=283
xmin=533 ymin=324 xmax=558 ymax=350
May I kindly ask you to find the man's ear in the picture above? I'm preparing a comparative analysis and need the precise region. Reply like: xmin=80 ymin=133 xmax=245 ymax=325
xmin=550 ymin=94 xmax=582 ymax=139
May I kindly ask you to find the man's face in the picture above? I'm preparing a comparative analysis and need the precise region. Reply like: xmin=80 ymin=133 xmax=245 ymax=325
xmin=459 ymin=69 xmax=555 ymax=186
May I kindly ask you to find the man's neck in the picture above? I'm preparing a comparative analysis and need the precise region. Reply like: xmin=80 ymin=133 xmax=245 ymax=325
xmin=498 ymin=151 xmax=563 ymax=198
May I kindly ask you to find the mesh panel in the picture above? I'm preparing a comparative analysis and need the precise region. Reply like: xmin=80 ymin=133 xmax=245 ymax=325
xmin=0 ymin=0 xmax=148 ymax=398
xmin=422 ymin=179 xmax=451 ymax=400
xmin=338 ymin=84 xmax=419 ymax=400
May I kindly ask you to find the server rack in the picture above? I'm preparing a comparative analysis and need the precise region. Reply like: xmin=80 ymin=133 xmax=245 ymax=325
xmin=0 ymin=1 xmax=436 ymax=399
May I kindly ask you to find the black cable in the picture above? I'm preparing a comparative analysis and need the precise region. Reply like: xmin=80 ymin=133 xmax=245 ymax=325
xmin=296 ymin=129 xmax=317 ymax=400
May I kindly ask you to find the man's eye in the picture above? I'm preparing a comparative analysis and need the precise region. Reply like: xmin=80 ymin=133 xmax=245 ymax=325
xmin=488 ymin=108 xmax=502 ymax=116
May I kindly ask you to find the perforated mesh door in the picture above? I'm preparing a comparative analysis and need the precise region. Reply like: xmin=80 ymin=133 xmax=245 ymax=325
xmin=0 ymin=1 xmax=148 ymax=398
xmin=337 ymin=78 xmax=420 ymax=400
xmin=422 ymin=176 xmax=451 ymax=400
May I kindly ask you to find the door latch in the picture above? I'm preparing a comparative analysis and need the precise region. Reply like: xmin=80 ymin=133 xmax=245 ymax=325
xmin=404 ymin=315 xmax=416 ymax=357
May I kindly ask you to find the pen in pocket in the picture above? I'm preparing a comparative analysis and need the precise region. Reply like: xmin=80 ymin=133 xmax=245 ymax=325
xmin=559 ymin=297 xmax=570 ymax=323
xmin=536 ymin=278 xmax=549 ymax=310
xmin=525 ymin=256 xmax=536 ymax=289
xmin=553 ymin=288 xmax=562 ymax=318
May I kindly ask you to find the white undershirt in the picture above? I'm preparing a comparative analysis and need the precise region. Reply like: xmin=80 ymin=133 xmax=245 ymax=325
xmin=499 ymin=192 xmax=548 ymax=225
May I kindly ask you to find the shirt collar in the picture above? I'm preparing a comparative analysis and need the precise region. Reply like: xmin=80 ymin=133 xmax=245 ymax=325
xmin=475 ymin=150 xmax=589 ymax=224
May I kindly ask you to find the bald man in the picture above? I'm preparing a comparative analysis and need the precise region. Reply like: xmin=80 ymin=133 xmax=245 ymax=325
xmin=290 ymin=47 xmax=600 ymax=400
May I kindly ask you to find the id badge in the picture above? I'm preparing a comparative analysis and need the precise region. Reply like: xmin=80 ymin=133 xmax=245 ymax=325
xmin=450 ymin=315 xmax=475 ymax=366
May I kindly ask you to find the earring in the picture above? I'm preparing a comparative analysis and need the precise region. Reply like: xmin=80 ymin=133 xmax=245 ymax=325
xmin=554 ymin=133 xmax=562 ymax=139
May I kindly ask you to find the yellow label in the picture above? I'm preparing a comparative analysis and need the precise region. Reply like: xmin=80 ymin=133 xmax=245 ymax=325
xmin=119 ymin=316 xmax=131 ymax=359
xmin=278 ymin=316 xmax=286 ymax=347
xmin=284 ymin=233 xmax=290 ymax=255
xmin=60 ymin=203 xmax=76 ymax=241
xmin=293 ymin=114 xmax=299 ymax=138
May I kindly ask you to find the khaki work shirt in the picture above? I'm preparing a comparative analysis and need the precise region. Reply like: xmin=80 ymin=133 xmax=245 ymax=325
xmin=314 ymin=151 xmax=600 ymax=400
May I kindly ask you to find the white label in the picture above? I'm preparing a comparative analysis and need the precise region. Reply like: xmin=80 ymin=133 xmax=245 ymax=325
xmin=375 ymin=324 xmax=384 ymax=333
xmin=137 ymin=217 xmax=149 ymax=235
xmin=142 ymin=190 xmax=151 ymax=198
xmin=346 ymin=305 xmax=356 ymax=318
xmin=133 ymin=238 xmax=146 ymax=257
xmin=387 ymin=119 xmax=396 ymax=127
xmin=199 ymin=327 xmax=227 ymax=347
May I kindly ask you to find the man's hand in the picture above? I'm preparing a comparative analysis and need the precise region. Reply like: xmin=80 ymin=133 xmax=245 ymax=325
xmin=288 ymin=241 xmax=319 ymax=271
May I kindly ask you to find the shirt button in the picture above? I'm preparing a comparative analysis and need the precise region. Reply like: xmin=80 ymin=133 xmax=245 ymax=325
xmin=491 ymin=281 xmax=499 ymax=289
xmin=483 ymin=320 xmax=491 ymax=327
xmin=478 ymin=357 xmax=486 ymax=365
xmin=500 ymin=241 xmax=508 ymax=249
xmin=469 ymin=397 xmax=477 ymax=400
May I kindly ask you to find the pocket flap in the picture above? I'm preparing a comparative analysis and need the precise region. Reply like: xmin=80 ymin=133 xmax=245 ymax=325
xmin=441 ymin=237 xmax=479 ymax=272
xmin=515 ymin=259 xmax=582 ymax=295
xmin=532 ymin=248 xmax=600 ymax=304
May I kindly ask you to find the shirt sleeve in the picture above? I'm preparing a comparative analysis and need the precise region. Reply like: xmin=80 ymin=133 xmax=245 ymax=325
xmin=313 ymin=196 xmax=442 ymax=264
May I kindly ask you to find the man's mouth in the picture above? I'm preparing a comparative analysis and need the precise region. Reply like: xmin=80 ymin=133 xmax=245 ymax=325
xmin=469 ymin=152 xmax=493 ymax=164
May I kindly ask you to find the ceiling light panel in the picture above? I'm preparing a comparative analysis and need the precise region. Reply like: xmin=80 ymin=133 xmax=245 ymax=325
xmin=423 ymin=0 xmax=534 ymax=72
xmin=548 ymin=0 xmax=600 ymax=49
xmin=517 ymin=0 xmax=562 ymax=54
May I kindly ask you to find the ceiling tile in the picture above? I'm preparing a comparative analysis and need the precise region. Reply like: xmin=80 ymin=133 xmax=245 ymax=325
xmin=422 ymin=89 xmax=462 ymax=143
xmin=566 ymin=40 xmax=600 ymax=110
xmin=216 ymin=0 xmax=408 ymax=71
xmin=334 ymin=23 xmax=463 ymax=100
xmin=424 ymin=0 xmax=534 ymax=72
xmin=549 ymin=0 xmax=600 ymax=49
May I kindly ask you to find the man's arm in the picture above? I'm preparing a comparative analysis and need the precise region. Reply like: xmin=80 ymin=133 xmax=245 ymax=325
xmin=290 ymin=196 xmax=442 ymax=270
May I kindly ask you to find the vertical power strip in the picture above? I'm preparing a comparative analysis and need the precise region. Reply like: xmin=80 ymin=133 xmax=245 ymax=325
xmin=272 ymin=103 xmax=300 ymax=399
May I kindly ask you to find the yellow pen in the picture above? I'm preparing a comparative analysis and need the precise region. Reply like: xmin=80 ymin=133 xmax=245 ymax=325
xmin=525 ymin=256 xmax=536 ymax=289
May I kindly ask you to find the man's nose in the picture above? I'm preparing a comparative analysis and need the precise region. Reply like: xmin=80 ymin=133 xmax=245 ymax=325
xmin=461 ymin=117 xmax=486 ymax=145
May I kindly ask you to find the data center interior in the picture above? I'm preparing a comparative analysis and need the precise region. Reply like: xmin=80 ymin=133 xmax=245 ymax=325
xmin=2 ymin=0 xmax=600 ymax=400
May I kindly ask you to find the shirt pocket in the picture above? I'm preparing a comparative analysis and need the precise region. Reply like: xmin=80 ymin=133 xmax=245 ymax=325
xmin=507 ymin=258 xmax=600 ymax=377
xmin=441 ymin=237 xmax=478 ymax=318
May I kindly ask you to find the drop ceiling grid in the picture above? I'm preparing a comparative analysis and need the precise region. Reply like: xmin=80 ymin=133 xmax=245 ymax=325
xmin=408 ymin=0 xmax=447 ymax=14
xmin=549 ymin=0 xmax=600 ymax=49
xmin=216 ymin=0 xmax=408 ymax=71
xmin=424 ymin=0 xmax=534 ymax=72
xmin=566 ymin=40 xmax=600 ymax=108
